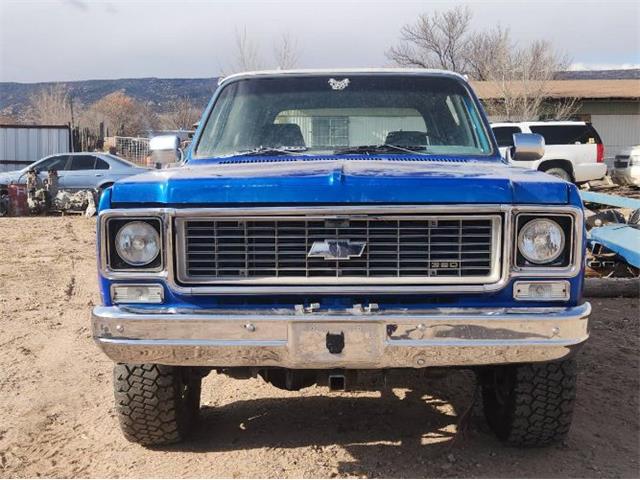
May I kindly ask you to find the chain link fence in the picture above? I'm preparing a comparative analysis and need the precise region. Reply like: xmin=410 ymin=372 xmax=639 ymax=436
xmin=105 ymin=136 xmax=150 ymax=165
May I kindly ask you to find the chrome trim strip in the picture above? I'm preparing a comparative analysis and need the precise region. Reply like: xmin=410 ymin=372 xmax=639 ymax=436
xmin=95 ymin=303 xmax=590 ymax=318
xmin=97 ymin=204 xmax=583 ymax=294
xmin=174 ymin=214 xmax=502 ymax=286
xmin=511 ymin=206 xmax=584 ymax=278
xmin=513 ymin=212 xmax=576 ymax=274
xmin=99 ymin=214 xmax=167 ymax=278
xmin=103 ymin=217 xmax=165 ymax=273
xmin=218 ymin=68 xmax=469 ymax=86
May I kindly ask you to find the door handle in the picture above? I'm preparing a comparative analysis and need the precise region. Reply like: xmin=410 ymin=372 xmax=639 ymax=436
xmin=95 ymin=173 xmax=104 ymax=177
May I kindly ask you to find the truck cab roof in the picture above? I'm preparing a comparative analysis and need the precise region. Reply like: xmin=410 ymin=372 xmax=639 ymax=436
xmin=218 ymin=68 xmax=468 ymax=86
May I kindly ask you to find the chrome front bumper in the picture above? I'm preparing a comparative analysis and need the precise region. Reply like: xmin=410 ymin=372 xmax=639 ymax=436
xmin=91 ymin=303 xmax=590 ymax=369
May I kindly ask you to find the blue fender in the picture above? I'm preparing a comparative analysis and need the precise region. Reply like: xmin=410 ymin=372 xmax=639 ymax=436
xmin=589 ymin=224 xmax=640 ymax=268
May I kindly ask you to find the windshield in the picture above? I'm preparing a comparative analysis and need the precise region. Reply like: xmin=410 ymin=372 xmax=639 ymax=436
xmin=194 ymin=75 xmax=494 ymax=159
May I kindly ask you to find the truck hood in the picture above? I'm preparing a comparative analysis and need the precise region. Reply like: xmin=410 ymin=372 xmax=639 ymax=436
xmin=110 ymin=158 xmax=573 ymax=206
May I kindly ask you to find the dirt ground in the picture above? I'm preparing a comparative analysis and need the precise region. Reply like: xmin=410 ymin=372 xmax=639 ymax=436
xmin=0 ymin=216 xmax=638 ymax=478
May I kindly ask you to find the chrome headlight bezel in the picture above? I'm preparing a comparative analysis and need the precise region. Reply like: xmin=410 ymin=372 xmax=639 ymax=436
xmin=107 ymin=217 xmax=163 ymax=271
xmin=515 ymin=214 xmax=573 ymax=268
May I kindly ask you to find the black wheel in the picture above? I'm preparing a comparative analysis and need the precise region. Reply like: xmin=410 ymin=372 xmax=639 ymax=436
xmin=542 ymin=167 xmax=572 ymax=182
xmin=481 ymin=359 xmax=577 ymax=447
xmin=113 ymin=364 xmax=201 ymax=446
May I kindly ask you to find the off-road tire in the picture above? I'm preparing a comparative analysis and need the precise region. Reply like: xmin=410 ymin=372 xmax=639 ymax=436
xmin=114 ymin=364 xmax=201 ymax=446
xmin=481 ymin=359 xmax=577 ymax=447
xmin=541 ymin=167 xmax=572 ymax=182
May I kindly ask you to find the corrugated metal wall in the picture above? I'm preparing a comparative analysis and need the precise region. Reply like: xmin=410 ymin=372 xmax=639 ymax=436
xmin=589 ymin=114 xmax=640 ymax=159
xmin=0 ymin=126 xmax=70 ymax=172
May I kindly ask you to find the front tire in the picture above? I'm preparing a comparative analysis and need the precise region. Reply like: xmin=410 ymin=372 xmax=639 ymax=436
xmin=114 ymin=364 xmax=201 ymax=446
xmin=481 ymin=359 xmax=577 ymax=447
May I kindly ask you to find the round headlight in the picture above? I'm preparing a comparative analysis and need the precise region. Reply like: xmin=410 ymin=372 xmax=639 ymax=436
xmin=518 ymin=218 xmax=565 ymax=264
xmin=115 ymin=221 xmax=160 ymax=266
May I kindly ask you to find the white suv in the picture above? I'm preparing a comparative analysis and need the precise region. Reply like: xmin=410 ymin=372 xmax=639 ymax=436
xmin=491 ymin=121 xmax=607 ymax=183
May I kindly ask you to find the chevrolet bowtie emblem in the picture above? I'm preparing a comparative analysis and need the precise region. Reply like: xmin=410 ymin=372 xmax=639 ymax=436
xmin=308 ymin=239 xmax=366 ymax=260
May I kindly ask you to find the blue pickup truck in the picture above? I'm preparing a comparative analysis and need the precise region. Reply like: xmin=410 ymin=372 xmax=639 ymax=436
xmin=92 ymin=69 xmax=590 ymax=447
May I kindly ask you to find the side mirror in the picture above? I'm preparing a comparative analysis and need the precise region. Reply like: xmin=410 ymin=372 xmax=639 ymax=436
xmin=510 ymin=133 xmax=545 ymax=161
xmin=149 ymin=135 xmax=182 ymax=168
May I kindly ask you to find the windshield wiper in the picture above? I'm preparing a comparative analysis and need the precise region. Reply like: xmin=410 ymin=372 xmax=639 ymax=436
xmin=334 ymin=144 xmax=430 ymax=155
xmin=223 ymin=146 xmax=309 ymax=157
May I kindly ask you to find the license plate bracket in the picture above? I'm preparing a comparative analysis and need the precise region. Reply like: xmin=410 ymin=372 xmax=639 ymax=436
xmin=289 ymin=322 xmax=384 ymax=367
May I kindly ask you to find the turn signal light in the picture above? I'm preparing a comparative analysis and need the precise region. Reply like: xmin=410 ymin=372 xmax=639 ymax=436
xmin=111 ymin=284 xmax=164 ymax=304
xmin=513 ymin=281 xmax=570 ymax=301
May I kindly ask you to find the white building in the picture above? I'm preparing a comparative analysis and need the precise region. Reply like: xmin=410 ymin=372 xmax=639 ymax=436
xmin=0 ymin=124 xmax=71 ymax=172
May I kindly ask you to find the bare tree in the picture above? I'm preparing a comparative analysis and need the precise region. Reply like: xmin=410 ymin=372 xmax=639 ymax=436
xmin=387 ymin=6 xmax=579 ymax=120
xmin=162 ymin=97 xmax=201 ymax=130
xmin=0 ymin=112 xmax=19 ymax=124
xmin=136 ymin=101 xmax=160 ymax=134
xmin=90 ymin=90 xmax=158 ymax=136
xmin=386 ymin=6 xmax=472 ymax=71
xmin=224 ymin=27 xmax=264 ymax=75
xmin=273 ymin=32 xmax=300 ymax=69
xmin=222 ymin=29 xmax=302 ymax=75
xmin=545 ymin=97 xmax=580 ymax=121
xmin=28 ymin=84 xmax=73 ymax=124
xmin=481 ymin=39 xmax=578 ymax=120
xmin=465 ymin=26 xmax=510 ymax=81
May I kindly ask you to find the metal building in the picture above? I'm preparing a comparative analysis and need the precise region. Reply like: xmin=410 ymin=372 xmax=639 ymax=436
xmin=473 ymin=79 xmax=640 ymax=162
xmin=0 ymin=124 xmax=71 ymax=173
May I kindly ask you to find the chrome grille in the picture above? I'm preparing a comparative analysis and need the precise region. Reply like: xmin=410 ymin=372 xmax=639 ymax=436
xmin=176 ymin=214 xmax=501 ymax=285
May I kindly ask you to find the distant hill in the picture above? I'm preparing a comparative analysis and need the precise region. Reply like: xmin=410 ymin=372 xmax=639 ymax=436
xmin=0 ymin=77 xmax=218 ymax=118
xmin=556 ymin=69 xmax=640 ymax=80
xmin=1 ymin=69 xmax=638 ymax=120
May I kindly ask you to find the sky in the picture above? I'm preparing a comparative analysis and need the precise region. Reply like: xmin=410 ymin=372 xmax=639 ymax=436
xmin=0 ymin=0 xmax=639 ymax=83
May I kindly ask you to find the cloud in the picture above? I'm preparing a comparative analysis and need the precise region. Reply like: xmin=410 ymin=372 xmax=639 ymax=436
xmin=569 ymin=62 xmax=640 ymax=71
